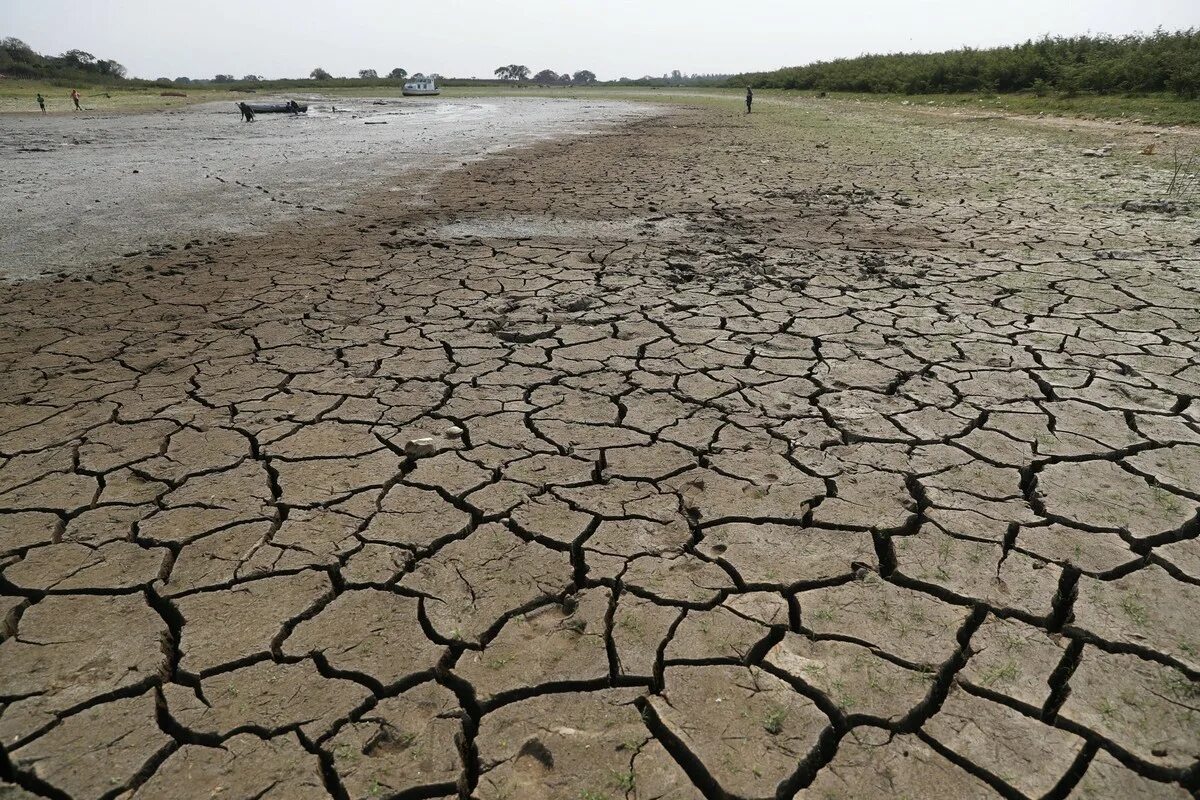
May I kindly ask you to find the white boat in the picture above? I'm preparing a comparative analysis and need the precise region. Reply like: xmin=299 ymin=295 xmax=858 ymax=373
xmin=402 ymin=77 xmax=440 ymax=96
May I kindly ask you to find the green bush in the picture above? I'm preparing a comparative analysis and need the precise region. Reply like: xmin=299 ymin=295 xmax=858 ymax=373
xmin=730 ymin=29 xmax=1200 ymax=99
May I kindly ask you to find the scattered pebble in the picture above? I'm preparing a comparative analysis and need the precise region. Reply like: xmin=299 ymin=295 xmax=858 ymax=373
xmin=404 ymin=437 xmax=438 ymax=457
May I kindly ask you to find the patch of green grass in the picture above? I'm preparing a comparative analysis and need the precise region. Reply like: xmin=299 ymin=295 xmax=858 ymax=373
xmin=979 ymin=661 xmax=1021 ymax=687
xmin=610 ymin=770 xmax=636 ymax=791
xmin=763 ymin=706 xmax=788 ymax=735
xmin=1119 ymin=593 xmax=1150 ymax=627
xmin=811 ymin=90 xmax=1200 ymax=127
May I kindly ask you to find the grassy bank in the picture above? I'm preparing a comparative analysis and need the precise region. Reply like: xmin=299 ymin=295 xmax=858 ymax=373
xmin=812 ymin=90 xmax=1200 ymax=127
xmin=3 ymin=80 xmax=1199 ymax=126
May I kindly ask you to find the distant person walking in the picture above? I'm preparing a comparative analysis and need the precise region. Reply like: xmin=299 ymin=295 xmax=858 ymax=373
xmin=745 ymin=87 xmax=753 ymax=114
xmin=36 ymin=93 xmax=46 ymax=113
xmin=71 ymin=89 xmax=81 ymax=111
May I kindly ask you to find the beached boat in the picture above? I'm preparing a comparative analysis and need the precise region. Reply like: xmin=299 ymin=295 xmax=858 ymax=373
xmin=402 ymin=77 xmax=440 ymax=96
xmin=244 ymin=102 xmax=308 ymax=114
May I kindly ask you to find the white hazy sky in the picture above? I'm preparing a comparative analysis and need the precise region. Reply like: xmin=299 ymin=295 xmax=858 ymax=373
xmin=3 ymin=0 xmax=1197 ymax=81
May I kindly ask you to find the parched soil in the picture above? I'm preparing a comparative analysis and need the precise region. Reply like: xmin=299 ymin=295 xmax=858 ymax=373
xmin=0 ymin=99 xmax=1198 ymax=800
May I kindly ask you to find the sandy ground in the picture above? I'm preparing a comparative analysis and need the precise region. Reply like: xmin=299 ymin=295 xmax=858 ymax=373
xmin=0 ymin=97 xmax=652 ymax=281
xmin=0 ymin=96 xmax=1198 ymax=800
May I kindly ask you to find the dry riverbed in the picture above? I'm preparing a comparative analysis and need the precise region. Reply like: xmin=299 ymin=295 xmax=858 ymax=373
xmin=0 ymin=97 xmax=652 ymax=281
xmin=0 ymin=96 xmax=1198 ymax=799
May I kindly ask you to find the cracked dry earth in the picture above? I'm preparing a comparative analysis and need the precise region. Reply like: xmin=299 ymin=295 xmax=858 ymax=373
xmin=1 ymin=99 xmax=1199 ymax=800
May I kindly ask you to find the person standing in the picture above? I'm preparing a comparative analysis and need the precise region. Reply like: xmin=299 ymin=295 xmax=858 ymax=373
xmin=745 ymin=86 xmax=753 ymax=114
xmin=70 ymin=89 xmax=81 ymax=111
xmin=36 ymin=93 xmax=46 ymax=113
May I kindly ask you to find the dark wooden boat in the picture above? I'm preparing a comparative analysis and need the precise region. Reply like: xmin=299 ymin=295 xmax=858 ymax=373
xmin=243 ymin=102 xmax=308 ymax=114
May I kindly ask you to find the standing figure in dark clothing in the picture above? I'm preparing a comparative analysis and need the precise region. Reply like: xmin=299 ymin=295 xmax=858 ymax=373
xmin=238 ymin=102 xmax=255 ymax=122
xmin=36 ymin=93 xmax=46 ymax=113
xmin=287 ymin=100 xmax=300 ymax=114
xmin=745 ymin=87 xmax=753 ymax=114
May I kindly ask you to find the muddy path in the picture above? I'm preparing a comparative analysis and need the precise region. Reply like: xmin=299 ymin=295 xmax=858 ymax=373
xmin=0 ymin=98 xmax=1197 ymax=799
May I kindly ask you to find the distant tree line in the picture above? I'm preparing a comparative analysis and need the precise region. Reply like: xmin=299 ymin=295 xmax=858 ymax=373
xmin=619 ymin=70 xmax=729 ymax=86
xmin=614 ymin=71 xmax=732 ymax=87
xmin=727 ymin=30 xmax=1200 ymax=98
xmin=1 ymin=37 xmax=127 ymax=80
xmin=494 ymin=65 xmax=597 ymax=85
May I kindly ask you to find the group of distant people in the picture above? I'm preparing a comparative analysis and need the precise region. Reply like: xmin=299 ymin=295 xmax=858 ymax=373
xmin=34 ymin=89 xmax=83 ymax=113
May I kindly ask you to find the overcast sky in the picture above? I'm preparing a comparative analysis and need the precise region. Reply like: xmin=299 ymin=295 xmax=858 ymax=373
xmin=4 ymin=0 xmax=1197 ymax=80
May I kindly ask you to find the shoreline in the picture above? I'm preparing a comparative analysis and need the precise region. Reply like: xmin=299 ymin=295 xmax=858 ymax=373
xmin=0 ymin=97 xmax=657 ymax=282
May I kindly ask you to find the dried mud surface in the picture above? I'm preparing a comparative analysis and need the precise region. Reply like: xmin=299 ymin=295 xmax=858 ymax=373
xmin=1 ymin=100 xmax=1198 ymax=800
